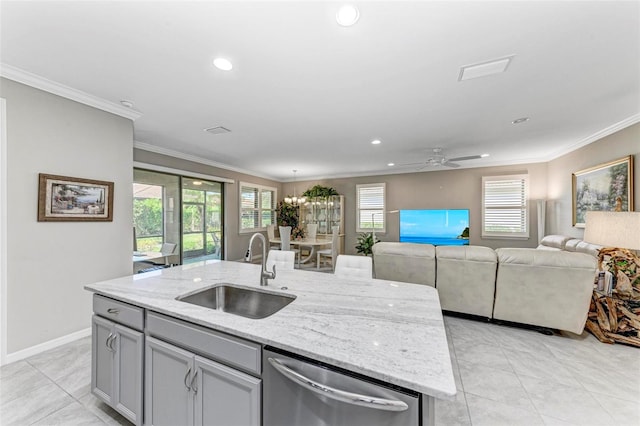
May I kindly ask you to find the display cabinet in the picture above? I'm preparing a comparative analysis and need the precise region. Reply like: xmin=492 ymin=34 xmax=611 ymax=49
xmin=299 ymin=195 xmax=344 ymax=236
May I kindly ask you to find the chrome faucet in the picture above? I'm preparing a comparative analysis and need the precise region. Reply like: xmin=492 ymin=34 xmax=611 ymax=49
xmin=245 ymin=233 xmax=276 ymax=286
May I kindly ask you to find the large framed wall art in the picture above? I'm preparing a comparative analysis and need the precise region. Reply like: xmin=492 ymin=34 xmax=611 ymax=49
xmin=38 ymin=173 xmax=114 ymax=222
xmin=572 ymin=155 xmax=634 ymax=228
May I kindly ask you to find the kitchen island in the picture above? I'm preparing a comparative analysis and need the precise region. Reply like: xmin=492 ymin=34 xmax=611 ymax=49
xmin=86 ymin=260 xmax=456 ymax=425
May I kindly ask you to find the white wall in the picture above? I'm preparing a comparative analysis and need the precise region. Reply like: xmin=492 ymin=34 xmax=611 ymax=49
xmin=1 ymin=78 xmax=133 ymax=356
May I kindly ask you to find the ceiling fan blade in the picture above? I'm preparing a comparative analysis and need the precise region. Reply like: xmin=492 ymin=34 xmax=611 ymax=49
xmin=442 ymin=161 xmax=460 ymax=168
xmin=448 ymin=155 xmax=482 ymax=162
xmin=395 ymin=161 xmax=425 ymax=167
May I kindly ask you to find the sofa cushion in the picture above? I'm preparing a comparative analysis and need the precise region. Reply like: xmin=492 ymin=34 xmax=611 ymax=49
xmin=372 ymin=242 xmax=436 ymax=287
xmin=574 ymin=241 xmax=603 ymax=257
xmin=493 ymin=248 xmax=597 ymax=334
xmin=435 ymin=246 xmax=497 ymax=318
xmin=497 ymin=247 xmax=597 ymax=269
xmin=436 ymin=245 xmax=497 ymax=262
xmin=537 ymin=234 xmax=574 ymax=250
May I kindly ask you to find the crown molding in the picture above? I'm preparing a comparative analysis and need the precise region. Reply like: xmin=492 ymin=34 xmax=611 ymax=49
xmin=544 ymin=113 xmax=640 ymax=162
xmin=0 ymin=63 xmax=142 ymax=121
xmin=133 ymin=141 xmax=279 ymax=182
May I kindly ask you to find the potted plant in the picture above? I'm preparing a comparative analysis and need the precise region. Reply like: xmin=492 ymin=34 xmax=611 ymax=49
xmin=355 ymin=232 xmax=380 ymax=256
xmin=302 ymin=185 xmax=339 ymax=199
xmin=276 ymin=201 xmax=305 ymax=239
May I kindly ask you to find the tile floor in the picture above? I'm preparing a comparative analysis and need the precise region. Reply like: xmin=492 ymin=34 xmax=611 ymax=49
xmin=1 ymin=315 xmax=638 ymax=425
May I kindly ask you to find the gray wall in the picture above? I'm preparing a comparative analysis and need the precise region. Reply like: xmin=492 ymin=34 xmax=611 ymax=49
xmin=546 ymin=123 xmax=640 ymax=237
xmin=133 ymin=149 xmax=283 ymax=261
xmin=2 ymin=78 xmax=134 ymax=353
xmin=284 ymin=163 xmax=548 ymax=254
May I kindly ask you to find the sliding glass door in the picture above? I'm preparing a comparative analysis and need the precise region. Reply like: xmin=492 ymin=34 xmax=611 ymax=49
xmin=182 ymin=177 xmax=223 ymax=263
xmin=133 ymin=169 xmax=224 ymax=269
xmin=133 ymin=169 xmax=180 ymax=254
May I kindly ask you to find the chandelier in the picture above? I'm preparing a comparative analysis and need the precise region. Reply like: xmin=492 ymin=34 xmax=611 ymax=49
xmin=284 ymin=170 xmax=306 ymax=206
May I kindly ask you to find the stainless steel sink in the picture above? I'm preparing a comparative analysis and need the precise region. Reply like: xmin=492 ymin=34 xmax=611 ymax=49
xmin=176 ymin=284 xmax=296 ymax=319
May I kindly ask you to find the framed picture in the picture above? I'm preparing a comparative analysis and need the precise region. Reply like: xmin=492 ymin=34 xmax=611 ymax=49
xmin=38 ymin=173 xmax=114 ymax=222
xmin=572 ymin=155 xmax=634 ymax=228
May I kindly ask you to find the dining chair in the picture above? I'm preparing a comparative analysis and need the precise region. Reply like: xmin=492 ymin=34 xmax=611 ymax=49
xmin=334 ymin=255 xmax=373 ymax=279
xmin=317 ymin=225 xmax=340 ymax=271
xmin=299 ymin=223 xmax=318 ymax=260
xmin=266 ymin=249 xmax=295 ymax=271
xmin=306 ymin=223 xmax=318 ymax=240
xmin=266 ymin=224 xmax=280 ymax=250
xmin=160 ymin=243 xmax=178 ymax=266
xmin=138 ymin=242 xmax=177 ymax=272
xmin=279 ymin=226 xmax=301 ymax=266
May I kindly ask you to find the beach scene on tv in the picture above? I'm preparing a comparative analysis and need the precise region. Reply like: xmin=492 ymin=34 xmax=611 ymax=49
xmin=400 ymin=209 xmax=469 ymax=246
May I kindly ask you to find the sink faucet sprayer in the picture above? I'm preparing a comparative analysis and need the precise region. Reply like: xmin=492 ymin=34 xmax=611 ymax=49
xmin=245 ymin=233 xmax=276 ymax=286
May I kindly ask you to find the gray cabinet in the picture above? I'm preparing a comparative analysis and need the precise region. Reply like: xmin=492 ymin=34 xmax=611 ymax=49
xmin=145 ymin=336 xmax=261 ymax=426
xmin=91 ymin=315 xmax=144 ymax=425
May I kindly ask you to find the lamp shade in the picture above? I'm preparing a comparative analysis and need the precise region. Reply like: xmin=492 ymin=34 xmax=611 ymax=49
xmin=584 ymin=211 xmax=640 ymax=250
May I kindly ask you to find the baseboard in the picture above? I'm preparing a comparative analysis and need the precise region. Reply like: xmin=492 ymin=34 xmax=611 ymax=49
xmin=3 ymin=327 xmax=91 ymax=365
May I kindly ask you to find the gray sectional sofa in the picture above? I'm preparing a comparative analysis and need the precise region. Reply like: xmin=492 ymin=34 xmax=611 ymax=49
xmin=372 ymin=237 xmax=599 ymax=334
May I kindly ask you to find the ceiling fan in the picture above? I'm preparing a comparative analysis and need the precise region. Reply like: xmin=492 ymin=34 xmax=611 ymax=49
xmin=398 ymin=148 xmax=486 ymax=169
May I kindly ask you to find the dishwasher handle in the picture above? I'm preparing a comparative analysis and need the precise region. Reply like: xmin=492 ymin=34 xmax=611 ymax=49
xmin=267 ymin=357 xmax=409 ymax=412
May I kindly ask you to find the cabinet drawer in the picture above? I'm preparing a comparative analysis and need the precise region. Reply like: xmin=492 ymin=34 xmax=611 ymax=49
xmin=147 ymin=311 xmax=261 ymax=375
xmin=93 ymin=295 xmax=144 ymax=331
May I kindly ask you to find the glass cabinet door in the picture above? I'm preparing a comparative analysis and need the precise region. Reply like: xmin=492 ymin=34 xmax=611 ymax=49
xmin=300 ymin=195 xmax=343 ymax=235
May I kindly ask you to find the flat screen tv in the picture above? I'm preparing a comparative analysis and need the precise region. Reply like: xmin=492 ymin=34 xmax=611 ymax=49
xmin=399 ymin=209 xmax=469 ymax=246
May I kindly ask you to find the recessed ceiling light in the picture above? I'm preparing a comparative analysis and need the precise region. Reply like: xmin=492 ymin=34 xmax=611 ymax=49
xmin=387 ymin=163 xmax=395 ymax=166
xmin=512 ymin=117 xmax=530 ymax=124
xmin=336 ymin=5 xmax=360 ymax=26
xmin=481 ymin=154 xmax=490 ymax=158
xmin=213 ymin=58 xmax=233 ymax=71
xmin=120 ymin=100 xmax=134 ymax=108
xmin=371 ymin=139 xmax=381 ymax=145
xmin=193 ymin=181 xmax=202 ymax=186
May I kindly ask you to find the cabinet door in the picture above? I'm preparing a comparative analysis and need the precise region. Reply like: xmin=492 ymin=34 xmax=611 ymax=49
xmin=113 ymin=324 xmax=144 ymax=425
xmin=91 ymin=315 xmax=114 ymax=404
xmin=145 ymin=336 xmax=195 ymax=426
xmin=194 ymin=355 xmax=261 ymax=426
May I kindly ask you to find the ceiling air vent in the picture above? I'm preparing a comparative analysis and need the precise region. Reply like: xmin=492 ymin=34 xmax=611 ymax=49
xmin=458 ymin=56 xmax=514 ymax=81
xmin=204 ymin=126 xmax=231 ymax=134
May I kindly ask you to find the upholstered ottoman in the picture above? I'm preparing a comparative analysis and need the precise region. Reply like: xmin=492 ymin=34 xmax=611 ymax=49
xmin=435 ymin=245 xmax=498 ymax=318
xmin=493 ymin=248 xmax=597 ymax=334
xmin=372 ymin=242 xmax=436 ymax=287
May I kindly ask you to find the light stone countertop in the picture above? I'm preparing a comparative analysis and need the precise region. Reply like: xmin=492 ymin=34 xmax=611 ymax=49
xmin=85 ymin=260 xmax=456 ymax=400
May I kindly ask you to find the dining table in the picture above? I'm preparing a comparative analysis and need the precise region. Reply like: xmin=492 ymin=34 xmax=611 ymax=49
xmin=269 ymin=237 xmax=332 ymax=264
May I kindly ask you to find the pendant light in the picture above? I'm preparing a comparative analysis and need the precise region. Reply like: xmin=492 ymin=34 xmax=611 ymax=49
xmin=284 ymin=170 xmax=306 ymax=206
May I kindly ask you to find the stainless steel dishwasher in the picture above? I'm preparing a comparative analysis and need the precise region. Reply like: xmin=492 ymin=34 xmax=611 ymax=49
xmin=263 ymin=346 xmax=420 ymax=426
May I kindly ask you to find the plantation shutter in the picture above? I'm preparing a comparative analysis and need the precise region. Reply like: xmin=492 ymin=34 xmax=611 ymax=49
xmin=356 ymin=183 xmax=386 ymax=232
xmin=482 ymin=175 xmax=529 ymax=238
xmin=240 ymin=182 xmax=277 ymax=232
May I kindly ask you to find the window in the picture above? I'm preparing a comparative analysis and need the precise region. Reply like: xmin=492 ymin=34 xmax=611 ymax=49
xmin=240 ymin=182 xmax=277 ymax=233
xmin=482 ymin=174 xmax=529 ymax=238
xmin=356 ymin=183 xmax=386 ymax=233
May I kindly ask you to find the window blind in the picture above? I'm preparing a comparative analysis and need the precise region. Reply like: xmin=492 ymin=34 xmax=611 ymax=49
xmin=356 ymin=183 xmax=386 ymax=232
xmin=240 ymin=182 xmax=276 ymax=232
xmin=482 ymin=175 xmax=529 ymax=238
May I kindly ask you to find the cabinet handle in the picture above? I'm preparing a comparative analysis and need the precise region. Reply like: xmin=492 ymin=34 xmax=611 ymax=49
xmin=106 ymin=333 xmax=114 ymax=352
xmin=107 ymin=308 xmax=120 ymax=315
xmin=183 ymin=367 xmax=192 ymax=391
xmin=109 ymin=334 xmax=117 ymax=352
xmin=190 ymin=370 xmax=198 ymax=394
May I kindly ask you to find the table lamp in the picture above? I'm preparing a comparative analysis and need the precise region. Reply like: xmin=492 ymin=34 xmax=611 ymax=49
xmin=584 ymin=211 xmax=640 ymax=250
